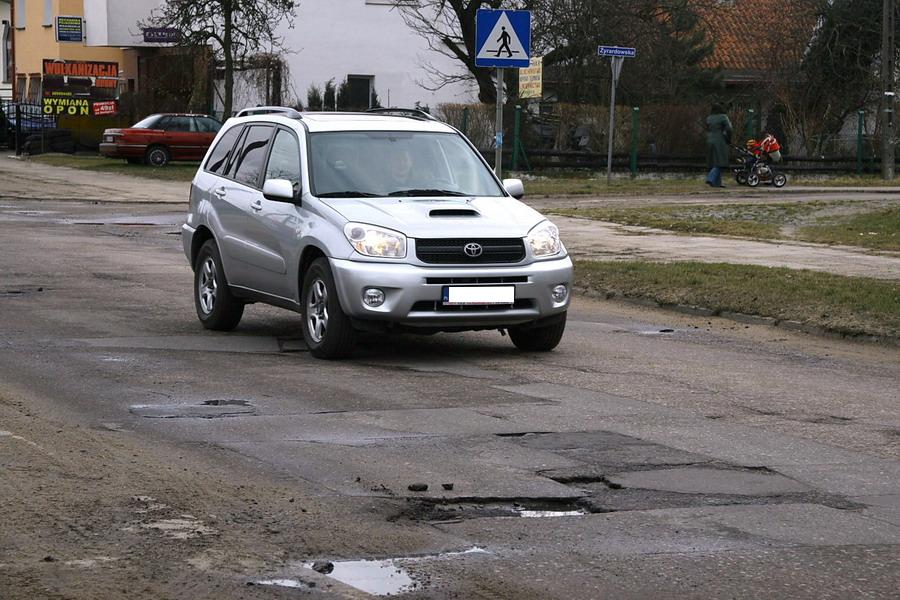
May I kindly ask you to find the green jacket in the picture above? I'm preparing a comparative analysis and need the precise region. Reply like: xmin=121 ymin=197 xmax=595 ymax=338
xmin=706 ymin=113 xmax=733 ymax=168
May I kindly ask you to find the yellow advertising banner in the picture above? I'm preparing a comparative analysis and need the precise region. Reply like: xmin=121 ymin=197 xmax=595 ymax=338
xmin=518 ymin=57 xmax=543 ymax=100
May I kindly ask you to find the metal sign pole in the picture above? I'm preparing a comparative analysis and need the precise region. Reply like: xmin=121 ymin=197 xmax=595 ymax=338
xmin=606 ymin=56 xmax=623 ymax=184
xmin=495 ymin=67 xmax=504 ymax=178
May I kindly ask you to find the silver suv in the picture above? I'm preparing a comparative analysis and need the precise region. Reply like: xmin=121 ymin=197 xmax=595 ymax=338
xmin=182 ymin=107 xmax=572 ymax=359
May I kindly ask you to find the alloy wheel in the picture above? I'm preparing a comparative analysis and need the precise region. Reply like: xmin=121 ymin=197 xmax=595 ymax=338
xmin=306 ymin=279 xmax=329 ymax=343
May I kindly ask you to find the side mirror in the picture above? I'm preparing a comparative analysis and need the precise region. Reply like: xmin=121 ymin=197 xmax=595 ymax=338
xmin=503 ymin=178 xmax=525 ymax=199
xmin=262 ymin=178 xmax=299 ymax=203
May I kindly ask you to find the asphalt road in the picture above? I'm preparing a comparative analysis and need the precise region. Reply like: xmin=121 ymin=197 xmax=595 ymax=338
xmin=1 ymin=196 xmax=899 ymax=598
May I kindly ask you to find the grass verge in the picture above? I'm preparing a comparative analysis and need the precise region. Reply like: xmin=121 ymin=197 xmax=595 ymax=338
xmin=522 ymin=175 xmax=705 ymax=197
xmin=575 ymin=260 xmax=900 ymax=340
xmin=797 ymin=207 xmax=900 ymax=251
xmin=31 ymin=154 xmax=198 ymax=182
xmin=551 ymin=202 xmax=900 ymax=252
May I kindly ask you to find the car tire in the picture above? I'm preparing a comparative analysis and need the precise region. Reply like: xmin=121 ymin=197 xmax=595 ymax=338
xmin=509 ymin=312 xmax=567 ymax=352
xmin=145 ymin=145 xmax=170 ymax=167
xmin=194 ymin=239 xmax=244 ymax=331
xmin=746 ymin=173 xmax=760 ymax=187
xmin=773 ymin=173 xmax=787 ymax=188
xmin=302 ymin=257 xmax=357 ymax=359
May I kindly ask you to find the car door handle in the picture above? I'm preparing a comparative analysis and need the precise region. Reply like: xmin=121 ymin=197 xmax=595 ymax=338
xmin=214 ymin=187 xmax=226 ymax=199
xmin=250 ymin=200 xmax=263 ymax=211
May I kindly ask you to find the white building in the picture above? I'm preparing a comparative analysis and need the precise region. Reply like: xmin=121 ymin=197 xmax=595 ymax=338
xmin=276 ymin=1 xmax=475 ymax=110
xmin=1 ymin=0 xmax=11 ymax=100
xmin=79 ymin=0 xmax=477 ymax=113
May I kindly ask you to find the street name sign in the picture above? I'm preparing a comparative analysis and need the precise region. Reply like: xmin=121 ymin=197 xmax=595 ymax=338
xmin=475 ymin=9 xmax=531 ymax=68
xmin=598 ymin=46 xmax=636 ymax=58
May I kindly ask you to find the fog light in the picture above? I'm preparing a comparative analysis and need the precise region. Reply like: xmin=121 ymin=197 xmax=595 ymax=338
xmin=363 ymin=288 xmax=385 ymax=307
xmin=551 ymin=284 xmax=568 ymax=303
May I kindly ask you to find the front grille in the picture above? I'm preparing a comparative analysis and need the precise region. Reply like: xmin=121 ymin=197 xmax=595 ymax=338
xmin=415 ymin=238 xmax=525 ymax=264
xmin=425 ymin=276 xmax=528 ymax=285
xmin=411 ymin=299 xmax=535 ymax=312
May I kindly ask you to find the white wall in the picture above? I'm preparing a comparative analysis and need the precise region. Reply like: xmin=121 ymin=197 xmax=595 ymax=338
xmin=83 ymin=0 xmax=479 ymax=109
xmin=0 ymin=0 xmax=10 ymax=100
xmin=84 ymin=0 xmax=167 ymax=47
xmin=278 ymin=0 xmax=477 ymax=110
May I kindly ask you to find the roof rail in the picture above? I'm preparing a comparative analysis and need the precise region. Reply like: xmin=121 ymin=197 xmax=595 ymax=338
xmin=365 ymin=107 xmax=439 ymax=122
xmin=235 ymin=106 xmax=302 ymax=119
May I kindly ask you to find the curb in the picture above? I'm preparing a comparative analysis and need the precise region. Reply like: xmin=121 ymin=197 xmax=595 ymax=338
xmin=575 ymin=287 xmax=900 ymax=348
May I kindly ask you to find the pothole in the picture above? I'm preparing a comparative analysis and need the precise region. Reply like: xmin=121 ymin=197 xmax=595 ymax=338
xmin=399 ymin=499 xmax=592 ymax=523
xmin=605 ymin=466 xmax=811 ymax=496
xmin=129 ymin=400 xmax=255 ymax=419
xmin=277 ymin=547 xmax=488 ymax=596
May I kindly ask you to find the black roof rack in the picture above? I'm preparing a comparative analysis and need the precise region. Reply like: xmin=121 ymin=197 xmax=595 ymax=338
xmin=365 ymin=107 xmax=439 ymax=122
xmin=235 ymin=106 xmax=302 ymax=119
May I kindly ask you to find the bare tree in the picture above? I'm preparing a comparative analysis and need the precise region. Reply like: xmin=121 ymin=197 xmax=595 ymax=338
xmin=396 ymin=1 xmax=526 ymax=103
xmin=145 ymin=0 xmax=298 ymax=117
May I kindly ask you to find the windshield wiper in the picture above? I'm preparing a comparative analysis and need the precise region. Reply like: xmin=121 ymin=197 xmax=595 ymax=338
xmin=317 ymin=191 xmax=380 ymax=198
xmin=387 ymin=189 xmax=469 ymax=197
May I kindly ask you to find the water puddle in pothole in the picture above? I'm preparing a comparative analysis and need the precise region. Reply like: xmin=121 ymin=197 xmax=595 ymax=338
xmin=258 ymin=547 xmax=488 ymax=596
xmin=515 ymin=508 xmax=587 ymax=518
xmin=255 ymin=578 xmax=314 ymax=590
xmin=308 ymin=557 xmax=415 ymax=595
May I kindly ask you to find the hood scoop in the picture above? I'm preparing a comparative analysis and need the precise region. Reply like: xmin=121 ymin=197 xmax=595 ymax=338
xmin=429 ymin=209 xmax=481 ymax=218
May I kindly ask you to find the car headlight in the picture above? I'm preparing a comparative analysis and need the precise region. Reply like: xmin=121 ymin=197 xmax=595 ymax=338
xmin=526 ymin=220 xmax=562 ymax=257
xmin=344 ymin=222 xmax=407 ymax=258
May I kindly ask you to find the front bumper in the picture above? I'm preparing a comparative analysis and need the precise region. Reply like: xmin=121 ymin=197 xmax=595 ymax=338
xmin=330 ymin=256 xmax=573 ymax=329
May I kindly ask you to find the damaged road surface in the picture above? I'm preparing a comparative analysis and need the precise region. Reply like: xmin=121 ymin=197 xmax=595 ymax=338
xmin=1 ymin=199 xmax=900 ymax=599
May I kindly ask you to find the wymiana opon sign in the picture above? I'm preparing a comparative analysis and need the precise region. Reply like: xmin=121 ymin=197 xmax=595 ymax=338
xmin=42 ymin=60 xmax=120 ymax=117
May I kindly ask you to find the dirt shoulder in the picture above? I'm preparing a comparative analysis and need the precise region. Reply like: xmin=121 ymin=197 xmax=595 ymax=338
xmin=0 ymin=381 xmax=437 ymax=599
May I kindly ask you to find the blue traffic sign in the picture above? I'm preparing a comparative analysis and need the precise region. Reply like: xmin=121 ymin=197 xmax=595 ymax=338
xmin=475 ymin=9 xmax=531 ymax=68
xmin=598 ymin=46 xmax=636 ymax=58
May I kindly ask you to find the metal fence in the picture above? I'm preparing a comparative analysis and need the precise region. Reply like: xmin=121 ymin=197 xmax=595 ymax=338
xmin=436 ymin=103 xmax=889 ymax=175
xmin=0 ymin=101 xmax=65 ymax=155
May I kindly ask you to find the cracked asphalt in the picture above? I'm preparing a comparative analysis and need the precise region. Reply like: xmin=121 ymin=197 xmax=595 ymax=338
xmin=0 ymin=157 xmax=899 ymax=598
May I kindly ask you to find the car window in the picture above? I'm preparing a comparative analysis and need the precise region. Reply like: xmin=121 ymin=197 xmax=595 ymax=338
xmin=232 ymin=125 xmax=273 ymax=188
xmin=132 ymin=115 xmax=162 ymax=129
xmin=205 ymin=126 xmax=243 ymax=175
xmin=166 ymin=116 xmax=194 ymax=132
xmin=309 ymin=131 xmax=504 ymax=197
xmin=194 ymin=117 xmax=222 ymax=133
xmin=154 ymin=116 xmax=172 ymax=130
xmin=264 ymin=129 xmax=301 ymax=191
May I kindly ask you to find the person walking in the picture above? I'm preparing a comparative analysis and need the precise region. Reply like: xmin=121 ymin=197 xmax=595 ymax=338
xmin=705 ymin=104 xmax=732 ymax=188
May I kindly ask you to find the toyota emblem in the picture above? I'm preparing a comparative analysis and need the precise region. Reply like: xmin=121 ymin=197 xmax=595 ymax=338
xmin=463 ymin=242 xmax=483 ymax=257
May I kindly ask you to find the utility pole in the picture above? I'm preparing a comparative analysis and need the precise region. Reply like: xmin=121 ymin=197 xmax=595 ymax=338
xmin=883 ymin=0 xmax=895 ymax=180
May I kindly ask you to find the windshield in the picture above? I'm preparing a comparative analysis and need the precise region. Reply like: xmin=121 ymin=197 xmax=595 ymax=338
xmin=131 ymin=115 xmax=162 ymax=129
xmin=309 ymin=131 xmax=504 ymax=198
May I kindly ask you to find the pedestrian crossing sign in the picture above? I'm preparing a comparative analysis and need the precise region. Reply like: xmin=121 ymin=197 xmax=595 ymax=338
xmin=475 ymin=9 xmax=531 ymax=68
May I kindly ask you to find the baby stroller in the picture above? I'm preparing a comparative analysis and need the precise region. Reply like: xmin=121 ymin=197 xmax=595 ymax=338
xmin=732 ymin=134 xmax=787 ymax=188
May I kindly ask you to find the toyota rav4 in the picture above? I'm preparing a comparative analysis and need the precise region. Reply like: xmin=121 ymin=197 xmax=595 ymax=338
xmin=182 ymin=107 xmax=573 ymax=359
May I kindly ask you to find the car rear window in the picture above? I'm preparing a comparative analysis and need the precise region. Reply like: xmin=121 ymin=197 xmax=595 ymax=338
xmin=132 ymin=115 xmax=162 ymax=129
xmin=205 ymin=126 xmax=242 ymax=175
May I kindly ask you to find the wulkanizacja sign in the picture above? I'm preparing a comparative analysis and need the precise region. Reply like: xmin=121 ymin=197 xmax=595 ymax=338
xmin=41 ymin=60 xmax=121 ymax=117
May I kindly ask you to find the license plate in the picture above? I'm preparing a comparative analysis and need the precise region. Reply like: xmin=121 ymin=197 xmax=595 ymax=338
xmin=442 ymin=286 xmax=514 ymax=306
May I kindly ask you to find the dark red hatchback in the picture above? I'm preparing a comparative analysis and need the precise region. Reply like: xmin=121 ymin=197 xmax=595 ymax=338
xmin=100 ymin=113 xmax=222 ymax=166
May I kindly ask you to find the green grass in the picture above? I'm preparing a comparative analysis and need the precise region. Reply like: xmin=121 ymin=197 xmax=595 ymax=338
xmin=576 ymin=260 xmax=900 ymax=339
xmin=550 ymin=203 xmax=822 ymax=238
xmin=797 ymin=207 xmax=900 ymax=251
xmin=551 ymin=201 xmax=900 ymax=251
xmin=792 ymin=175 xmax=900 ymax=187
xmin=522 ymin=175 xmax=706 ymax=197
xmin=32 ymin=154 xmax=198 ymax=182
